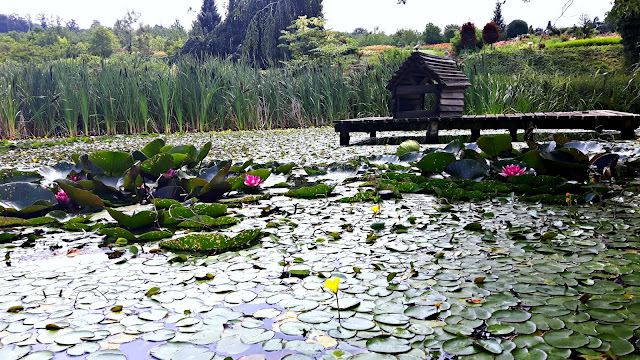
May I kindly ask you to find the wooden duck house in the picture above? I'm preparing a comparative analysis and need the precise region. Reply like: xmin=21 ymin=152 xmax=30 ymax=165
xmin=386 ymin=52 xmax=471 ymax=119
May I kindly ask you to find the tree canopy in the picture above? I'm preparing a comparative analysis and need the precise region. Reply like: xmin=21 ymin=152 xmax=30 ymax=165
xmin=182 ymin=0 xmax=323 ymax=68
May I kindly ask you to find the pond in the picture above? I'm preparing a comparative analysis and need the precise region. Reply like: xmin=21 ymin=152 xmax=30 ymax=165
xmin=1 ymin=128 xmax=640 ymax=360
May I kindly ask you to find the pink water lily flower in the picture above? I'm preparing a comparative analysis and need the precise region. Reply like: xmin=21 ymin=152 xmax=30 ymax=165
xmin=244 ymin=174 xmax=263 ymax=187
xmin=499 ymin=164 xmax=527 ymax=177
xmin=56 ymin=189 xmax=71 ymax=206
xmin=69 ymin=174 xmax=82 ymax=182
xmin=163 ymin=169 xmax=177 ymax=179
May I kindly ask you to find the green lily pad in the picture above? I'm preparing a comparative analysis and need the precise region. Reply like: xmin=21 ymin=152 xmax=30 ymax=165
xmin=286 ymin=184 xmax=334 ymax=198
xmin=57 ymin=181 xmax=104 ymax=208
xmin=442 ymin=338 xmax=477 ymax=356
xmin=0 ymin=182 xmax=56 ymax=212
xmin=417 ymin=152 xmax=456 ymax=174
xmin=141 ymin=153 xmax=174 ymax=177
xmin=492 ymin=309 xmax=532 ymax=323
xmin=476 ymin=134 xmax=512 ymax=157
xmin=106 ymin=208 xmax=156 ymax=229
xmin=366 ymin=336 xmax=411 ymax=354
xmin=141 ymin=138 xmax=165 ymax=158
xmin=159 ymin=229 xmax=261 ymax=252
xmin=88 ymin=151 xmax=134 ymax=177
xmin=397 ymin=140 xmax=420 ymax=157
xmin=543 ymin=329 xmax=589 ymax=348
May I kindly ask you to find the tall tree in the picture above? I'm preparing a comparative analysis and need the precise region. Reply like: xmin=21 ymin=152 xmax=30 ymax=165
xmin=113 ymin=10 xmax=141 ymax=53
xmin=89 ymin=25 xmax=119 ymax=57
xmin=183 ymin=0 xmax=323 ymax=68
xmin=609 ymin=0 xmax=640 ymax=64
xmin=422 ymin=23 xmax=443 ymax=44
xmin=197 ymin=0 xmax=221 ymax=34
xmin=443 ymin=24 xmax=459 ymax=42
xmin=492 ymin=1 xmax=506 ymax=33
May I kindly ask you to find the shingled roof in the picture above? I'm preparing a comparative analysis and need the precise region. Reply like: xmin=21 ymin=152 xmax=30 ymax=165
xmin=386 ymin=52 xmax=471 ymax=90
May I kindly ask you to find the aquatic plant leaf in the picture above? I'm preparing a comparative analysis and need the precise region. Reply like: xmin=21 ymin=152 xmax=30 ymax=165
xmin=247 ymin=168 xmax=271 ymax=182
xmin=177 ymin=215 xmax=239 ymax=228
xmin=159 ymin=229 xmax=262 ymax=252
xmin=476 ymin=134 xmax=512 ymax=157
xmin=444 ymin=138 xmax=465 ymax=154
xmin=417 ymin=152 xmax=456 ymax=174
xmin=168 ymin=145 xmax=198 ymax=166
xmin=0 ymin=182 xmax=56 ymax=211
xmin=199 ymin=162 xmax=232 ymax=202
xmin=106 ymin=208 xmax=157 ymax=229
xmin=141 ymin=153 xmax=174 ymax=177
xmin=196 ymin=142 xmax=212 ymax=165
xmin=38 ymin=162 xmax=80 ymax=182
xmin=517 ymin=150 xmax=546 ymax=174
xmin=88 ymin=151 xmax=134 ymax=177
xmin=192 ymin=203 xmax=227 ymax=218
xmin=396 ymin=140 xmax=420 ymax=157
xmin=137 ymin=230 xmax=173 ymax=241
xmin=99 ymin=227 xmax=136 ymax=241
xmin=366 ymin=336 xmax=411 ymax=354
xmin=275 ymin=163 xmax=295 ymax=174
xmin=285 ymin=184 xmax=333 ymax=198
xmin=442 ymin=338 xmax=477 ymax=356
xmin=57 ymin=181 xmax=104 ymax=208
xmin=543 ymin=330 xmax=589 ymax=348
xmin=444 ymin=159 xmax=488 ymax=180
xmin=141 ymin=138 xmax=165 ymax=158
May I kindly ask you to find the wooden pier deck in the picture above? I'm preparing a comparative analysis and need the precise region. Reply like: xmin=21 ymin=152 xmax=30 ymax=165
xmin=334 ymin=110 xmax=640 ymax=145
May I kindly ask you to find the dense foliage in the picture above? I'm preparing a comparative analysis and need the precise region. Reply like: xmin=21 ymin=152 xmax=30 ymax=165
xmin=181 ymin=0 xmax=323 ymax=68
xmin=506 ymin=19 xmax=529 ymax=39
xmin=482 ymin=22 xmax=501 ymax=45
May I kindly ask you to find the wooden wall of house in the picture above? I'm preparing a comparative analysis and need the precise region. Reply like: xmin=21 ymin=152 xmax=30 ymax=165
xmin=438 ymin=88 xmax=465 ymax=118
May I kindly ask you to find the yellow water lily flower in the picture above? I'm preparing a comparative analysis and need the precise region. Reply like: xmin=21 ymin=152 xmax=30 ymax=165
xmin=371 ymin=204 xmax=380 ymax=214
xmin=324 ymin=277 xmax=340 ymax=294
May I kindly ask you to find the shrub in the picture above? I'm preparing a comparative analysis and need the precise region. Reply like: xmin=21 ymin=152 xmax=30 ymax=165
xmin=482 ymin=22 xmax=501 ymax=45
xmin=460 ymin=22 xmax=477 ymax=48
xmin=507 ymin=20 xmax=528 ymax=39
xmin=546 ymin=37 xmax=622 ymax=49
xmin=612 ymin=8 xmax=640 ymax=64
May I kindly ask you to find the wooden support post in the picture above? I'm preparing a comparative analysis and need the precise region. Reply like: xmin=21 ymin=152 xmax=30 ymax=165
xmin=620 ymin=127 xmax=636 ymax=140
xmin=369 ymin=131 xmax=376 ymax=138
xmin=470 ymin=129 xmax=481 ymax=142
xmin=524 ymin=121 xmax=535 ymax=141
xmin=339 ymin=131 xmax=350 ymax=146
xmin=509 ymin=128 xmax=518 ymax=142
xmin=426 ymin=121 xmax=439 ymax=144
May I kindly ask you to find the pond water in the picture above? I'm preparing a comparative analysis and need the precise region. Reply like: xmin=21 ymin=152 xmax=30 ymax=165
xmin=1 ymin=128 xmax=640 ymax=360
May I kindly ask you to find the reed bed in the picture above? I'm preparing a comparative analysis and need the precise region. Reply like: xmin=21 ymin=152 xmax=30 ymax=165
xmin=464 ymin=67 xmax=640 ymax=116
xmin=0 ymin=55 xmax=400 ymax=138
xmin=0 ymin=52 xmax=638 ymax=138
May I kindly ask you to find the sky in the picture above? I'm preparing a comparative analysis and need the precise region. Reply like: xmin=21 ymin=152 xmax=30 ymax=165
xmin=3 ymin=0 xmax=613 ymax=34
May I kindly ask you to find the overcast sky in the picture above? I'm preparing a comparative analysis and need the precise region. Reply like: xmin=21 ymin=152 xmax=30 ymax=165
xmin=3 ymin=0 xmax=612 ymax=34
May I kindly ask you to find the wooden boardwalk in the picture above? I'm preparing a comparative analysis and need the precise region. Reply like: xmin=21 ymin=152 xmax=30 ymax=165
xmin=334 ymin=110 xmax=640 ymax=145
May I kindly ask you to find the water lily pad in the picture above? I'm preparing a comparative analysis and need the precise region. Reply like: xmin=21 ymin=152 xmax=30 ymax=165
xmin=476 ymin=134 xmax=512 ymax=157
xmin=417 ymin=152 xmax=455 ymax=174
xmin=297 ymin=311 xmax=334 ymax=324
xmin=442 ymin=338 xmax=477 ymax=356
xmin=492 ymin=309 xmax=531 ymax=323
xmin=341 ymin=317 xmax=376 ymax=331
xmin=88 ymin=151 xmax=134 ymax=177
xmin=106 ymin=208 xmax=156 ymax=229
xmin=0 ymin=182 xmax=56 ymax=213
xmin=366 ymin=336 xmax=411 ymax=354
xmin=487 ymin=324 xmax=514 ymax=335
xmin=159 ymin=229 xmax=261 ymax=252
xmin=543 ymin=329 xmax=589 ymax=348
